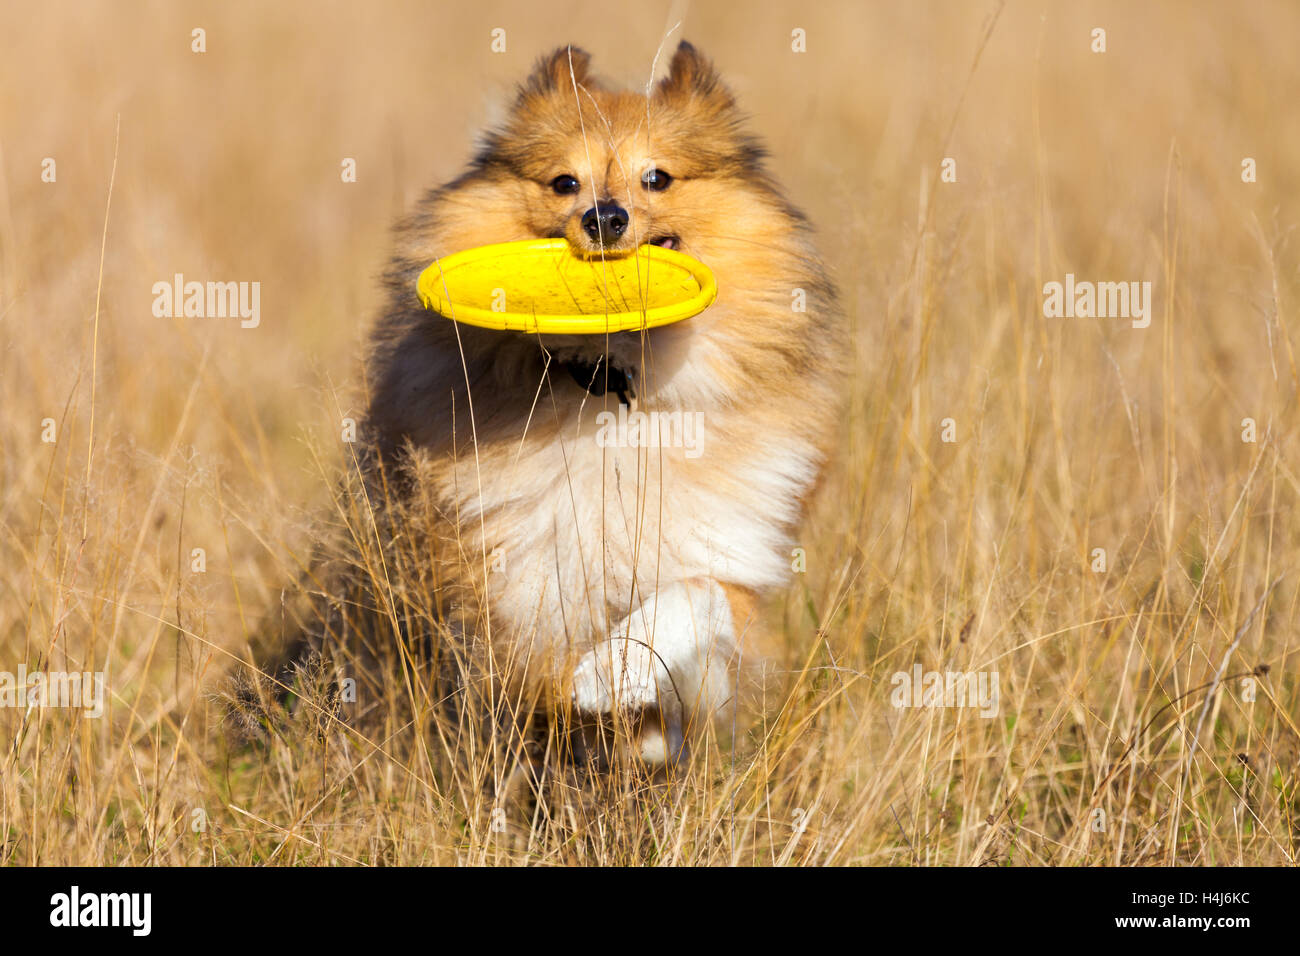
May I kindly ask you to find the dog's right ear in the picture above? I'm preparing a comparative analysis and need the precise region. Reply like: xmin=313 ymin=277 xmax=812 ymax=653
xmin=522 ymin=45 xmax=592 ymax=96
xmin=656 ymin=40 xmax=734 ymax=107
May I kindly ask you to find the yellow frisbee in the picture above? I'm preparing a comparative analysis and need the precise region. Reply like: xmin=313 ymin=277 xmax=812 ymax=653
xmin=416 ymin=238 xmax=717 ymax=335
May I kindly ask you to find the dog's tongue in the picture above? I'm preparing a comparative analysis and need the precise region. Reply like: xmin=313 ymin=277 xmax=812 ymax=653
xmin=652 ymin=237 xmax=679 ymax=251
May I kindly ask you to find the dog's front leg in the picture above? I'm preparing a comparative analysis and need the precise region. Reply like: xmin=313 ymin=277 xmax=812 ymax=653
xmin=570 ymin=578 xmax=744 ymax=765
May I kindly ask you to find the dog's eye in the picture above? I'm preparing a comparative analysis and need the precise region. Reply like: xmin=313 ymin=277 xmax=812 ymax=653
xmin=641 ymin=168 xmax=673 ymax=191
xmin=551 ymin=174 xmax=580 ymax=195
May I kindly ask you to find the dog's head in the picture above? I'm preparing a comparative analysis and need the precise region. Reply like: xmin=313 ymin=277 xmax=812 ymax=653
xmin=471 ymin=41 xmax=776 ymax=258
xmin=386 ymin=40 xmax=832 ymax=414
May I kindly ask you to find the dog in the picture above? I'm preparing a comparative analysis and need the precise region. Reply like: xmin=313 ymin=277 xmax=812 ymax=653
xmin=255 ymin=41 xmax=844 ymax=770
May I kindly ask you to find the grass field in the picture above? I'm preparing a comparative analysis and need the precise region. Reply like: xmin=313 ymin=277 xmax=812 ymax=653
xmin=2 ymin=0 xmax=1298 ymax=865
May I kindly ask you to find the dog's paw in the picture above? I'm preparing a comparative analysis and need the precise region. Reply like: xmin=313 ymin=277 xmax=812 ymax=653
xmin=571 ymin=637 xmax=671 ymax=715
xmin=632 ymin=719 xmax=684 ymax=765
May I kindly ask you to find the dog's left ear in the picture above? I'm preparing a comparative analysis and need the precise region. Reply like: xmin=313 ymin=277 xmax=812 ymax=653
xmin=523 ymin=45 xmax=592 ymax=96
xmin=656 ymin=40 xmax=734 ymax=106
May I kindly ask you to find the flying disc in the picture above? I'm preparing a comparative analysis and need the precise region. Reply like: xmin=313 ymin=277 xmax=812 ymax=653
xmin=416 ymin=238 xmax=717 ymax=335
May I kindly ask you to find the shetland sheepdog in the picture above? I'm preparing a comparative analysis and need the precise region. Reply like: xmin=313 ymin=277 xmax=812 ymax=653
xmin=250 ymin=41 xmax=844 ymax=770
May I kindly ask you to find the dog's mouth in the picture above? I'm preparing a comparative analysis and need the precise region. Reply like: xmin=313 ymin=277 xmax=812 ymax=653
xmin=562 ymin=234 xmax=682 ymax=256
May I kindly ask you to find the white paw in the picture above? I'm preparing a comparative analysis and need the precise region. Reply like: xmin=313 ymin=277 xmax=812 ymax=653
xmin=633 ymin=721 xmax=685 ymax=765
xmin=571 ymin=637 xmax=672 ymax=714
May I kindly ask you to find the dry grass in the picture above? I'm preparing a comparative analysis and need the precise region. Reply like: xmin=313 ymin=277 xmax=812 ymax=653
xmin=2 ymin=0 xmax=1299 ymax=866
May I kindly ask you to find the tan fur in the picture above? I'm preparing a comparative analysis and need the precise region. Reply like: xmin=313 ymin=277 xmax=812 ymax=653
xmin=322 ymin=42 xmax=844 ymax=763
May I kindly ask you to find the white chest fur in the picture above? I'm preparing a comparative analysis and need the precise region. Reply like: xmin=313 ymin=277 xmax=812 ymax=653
xmin=445 ymin=402 xmax=818 ymax=655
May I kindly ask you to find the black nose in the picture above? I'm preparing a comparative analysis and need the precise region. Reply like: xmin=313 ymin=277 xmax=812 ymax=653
xmin=581 ymin=202 xmax=629 ymax=242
